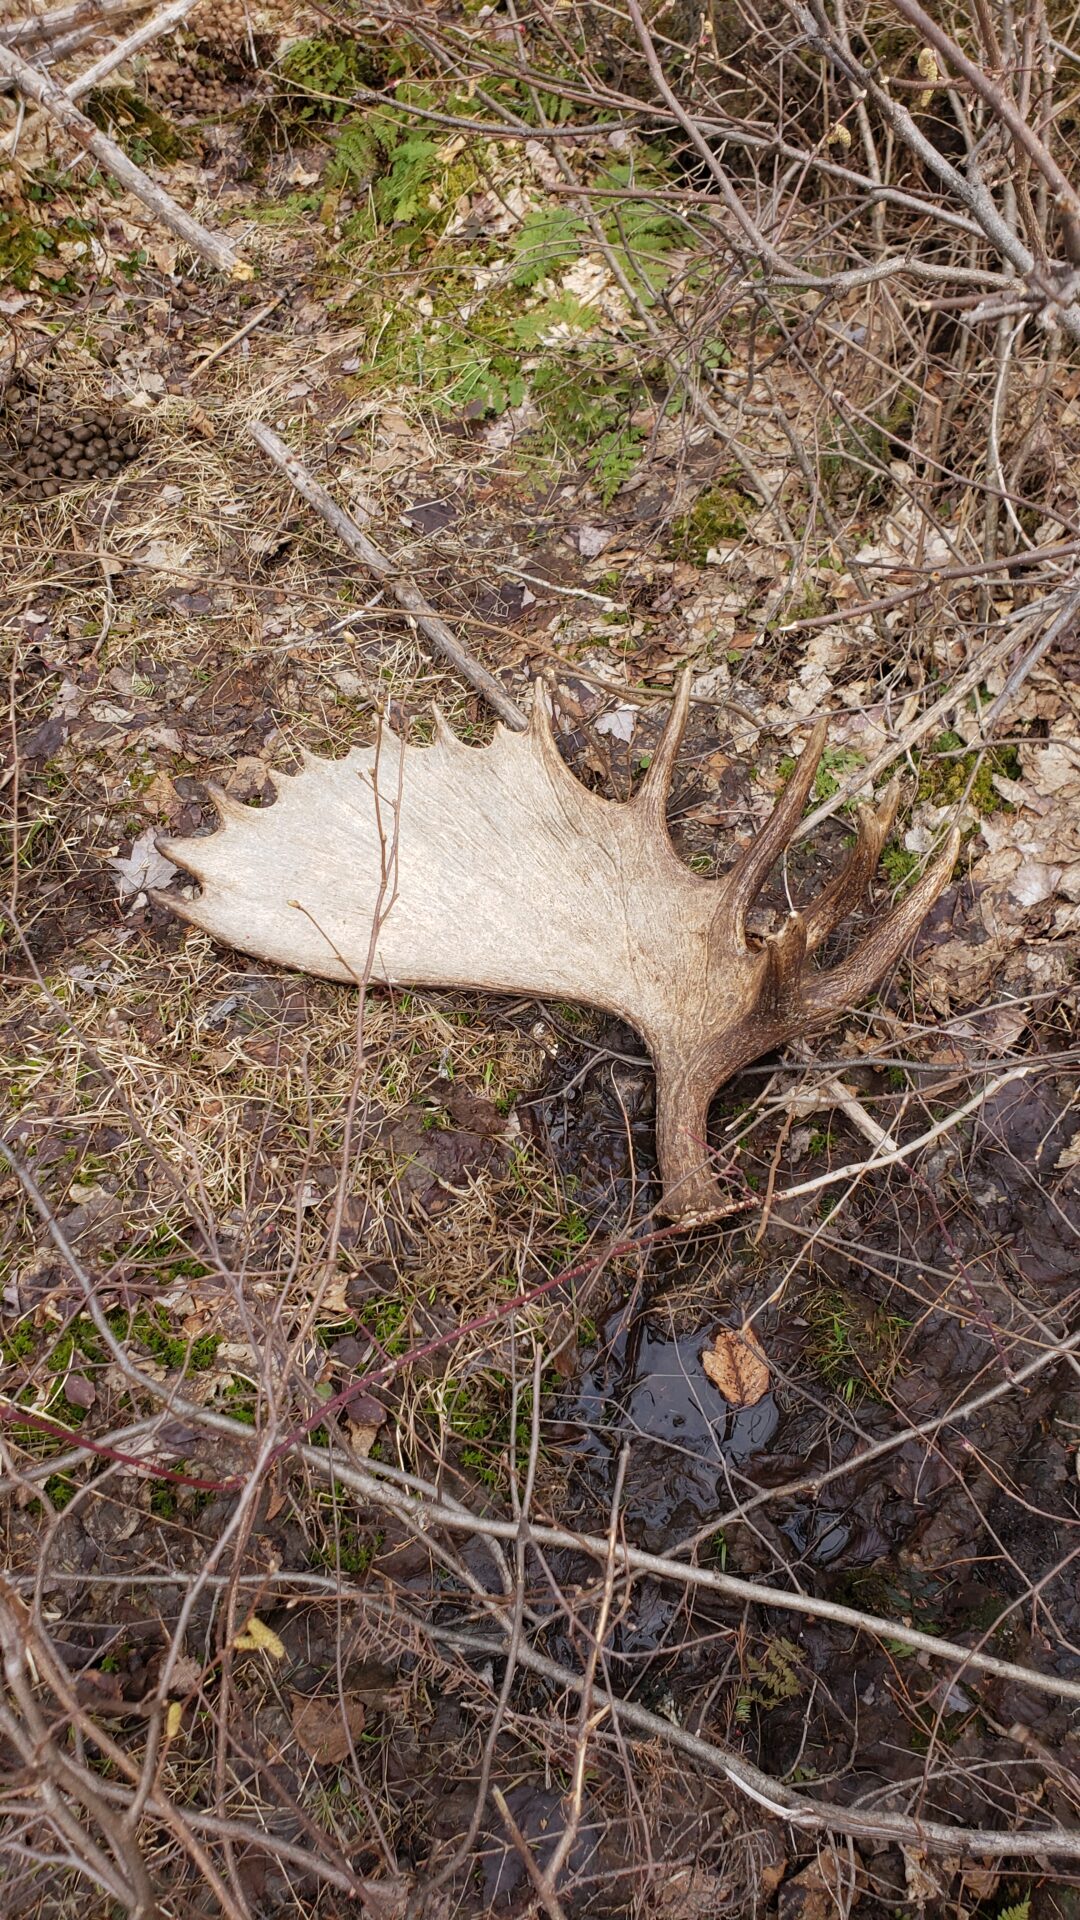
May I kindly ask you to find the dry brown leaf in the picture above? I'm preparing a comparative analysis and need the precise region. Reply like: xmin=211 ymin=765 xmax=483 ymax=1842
xmin=779 ymin=1846 xmax=864 ymax=1919
xmin=701 ymin=1323 xmax=770 ymax=1408
xmin=290 ymin=1690 xmax=367 ymax=1765
xmin=348 ymin=1419 xmax=381 ymax=1458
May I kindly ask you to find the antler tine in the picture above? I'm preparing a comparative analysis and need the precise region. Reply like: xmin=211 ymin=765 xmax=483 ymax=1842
xmin=801 ymin=829 xmax=960 ymax=1021
xmin=802 ymin=777 xmax=902 ymax=955
xmin=722 ymin=719 xmax=829 ymax=939
xmin=634 ymin=669 xmax=692 ymax=823
xmin=529 ymin=678 xmax=554 ymax=739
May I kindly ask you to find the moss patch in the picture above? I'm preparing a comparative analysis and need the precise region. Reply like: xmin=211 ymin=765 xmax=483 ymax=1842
xmin=84 ymin=87 xmax=191 ymax=163
xmin=917 ymin=731 xmax=1020 ymax=813
xmin=804 ymin=1283 xmax=909 ymax=1403
xmin=671 ymin=482 xmax=756 ymax=562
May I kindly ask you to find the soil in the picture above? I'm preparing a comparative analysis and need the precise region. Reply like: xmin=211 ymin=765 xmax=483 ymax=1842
xmin=2 ymin=3 xmax=1080 ymax=1916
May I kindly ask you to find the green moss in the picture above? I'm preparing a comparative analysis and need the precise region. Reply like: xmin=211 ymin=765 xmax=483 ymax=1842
xmin=362 ymin=1298 xmax=408 ymax=1358
xmin=31 ymin=1306 xmax=220 ymax=1379
xmin=1 ymin=1323 xmax=34 ymax=1365
xmin=916 ymin=731 xmax=1020 ymax=814
xmin=223 ymin=1380 xmax=257 ymax=1426
xmin=0 ymin=207 xmax=91 ymax=294
xmin=310 ymin=1488 xmax=384 ymax=1574
xmin=444 ymin=1372 xmax=550 ymax=1489
xmin=150 ymin=1481 xmax=179 ymax=1520
xmin=136 ymin=1225 xmax=211 ymax=1283
xmin=783 ymin=580 xmax=827 ymax=623
xmin=122 ymin=1307 xmax=220 ymax=1373
xmin=41 ymin=1474 xmax=77 ymax=1510
xmin=881 ymin=845 xmax=920 ymax=891
xmin=776 ymin=745 xmax=866 ymax=807
xmin=671 ymin=482 xmax=755 ymax=563
xmin=812 ymin=746 xmax=864 ymax=804
xmin=84 ymin=87 xmax=190 ymax=162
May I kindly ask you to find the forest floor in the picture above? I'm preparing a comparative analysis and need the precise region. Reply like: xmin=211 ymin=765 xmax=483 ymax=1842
xmin=2 ymin=2 xmax=1080 ymax=1916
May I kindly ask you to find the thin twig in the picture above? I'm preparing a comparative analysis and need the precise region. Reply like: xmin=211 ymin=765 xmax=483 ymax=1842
xmin=434 ymin=1624 xmax=1080 ymax=1861
xmin=0 ymin=0 xmax=149 ymax=47
xmin=64 ymin=0 xmax=195 ymax=98
xmin=248 ymin=420 xmax=527 ymax=730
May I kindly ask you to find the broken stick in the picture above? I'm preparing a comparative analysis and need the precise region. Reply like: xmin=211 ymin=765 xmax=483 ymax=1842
xmin=64 ymin=0 xmax=197 ymax=99
xmin=0 ymin=20 xmax=101 ymax=93
xmin=0 ymin=38 xmax=252 ymax=279
xmin=248 ymin=420 xmax=528 ymax=732
xmin=0 ymin=0 xmax=149 ymax=48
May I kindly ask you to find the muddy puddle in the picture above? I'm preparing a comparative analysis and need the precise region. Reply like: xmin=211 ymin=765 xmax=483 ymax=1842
xmin=539 ymin=1017 xmax=1080 ymax=1603
xmin=564 ymin=1312 xmax=779 ymax=1549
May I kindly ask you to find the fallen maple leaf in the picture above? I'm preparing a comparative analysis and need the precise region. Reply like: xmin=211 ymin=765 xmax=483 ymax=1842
xmin=701 ymin=1323 xmax=770 ymax=1408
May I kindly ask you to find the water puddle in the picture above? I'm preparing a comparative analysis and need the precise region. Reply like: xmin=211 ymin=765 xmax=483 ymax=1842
xmin=565 ymin=1314 xmax=779 ymax=1550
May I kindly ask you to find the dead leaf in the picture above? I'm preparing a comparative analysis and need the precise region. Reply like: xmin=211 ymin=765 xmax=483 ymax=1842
xmin=348 ymin=1418 xmax=381 ymax=1457
xmin=595 ymin=704 xmax=636 ymax=743
xmin=701 ymin=1323 xmax=770 ymax=1408
xmin=780 ymin=1846 xmax=863 ymax=1919
xmin=110 ymin=829 xmax=178 ymax=902
xmin=290 ymin=1689 xmax=366 ymax=1765
xmin=166 ymin=1653 xmax=203 ymax=1694
xmin=62 ymin=1372 xmax=96 ymax=1410
xmin=1057 ymin=1131 xmax=1080 ymax=1172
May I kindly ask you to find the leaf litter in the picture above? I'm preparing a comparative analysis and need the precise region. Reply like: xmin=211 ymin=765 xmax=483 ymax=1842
xmin=1 ymin=1 xmax=1079 ymax=1914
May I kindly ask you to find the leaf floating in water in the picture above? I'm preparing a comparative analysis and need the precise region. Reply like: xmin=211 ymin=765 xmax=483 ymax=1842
xmin=701 ymin=1323 xmax=770 ymax=1409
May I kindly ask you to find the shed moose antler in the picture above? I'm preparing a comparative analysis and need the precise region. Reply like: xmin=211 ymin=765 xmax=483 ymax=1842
xmin=160 ymin=678 xmax=957 ymax=1225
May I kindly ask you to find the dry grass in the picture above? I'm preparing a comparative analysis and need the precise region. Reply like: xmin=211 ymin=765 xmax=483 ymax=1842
xmin=2 ymin=0 xmax=1080 ymax=1913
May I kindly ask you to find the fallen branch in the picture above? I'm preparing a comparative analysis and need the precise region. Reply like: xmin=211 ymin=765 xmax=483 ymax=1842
xmin=0 ymin=19 xmax=100 ymax=91
xmin=64 ymin=0 xmax=196 ymax=99
xmin=432 ymin=1623 xmax=1080 ymax=1862
xmin=0 ymin=38 xmax=251 ymax=279
xmin=983 ymin=580 xmax=1080 ymax=725
xmin=0 ymin=0 xmax=149 ymax=47
xmin=248 ymin=420 xmax=528 ymax=731
xmin=190 ymin=292 xmax=286 ymax=375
